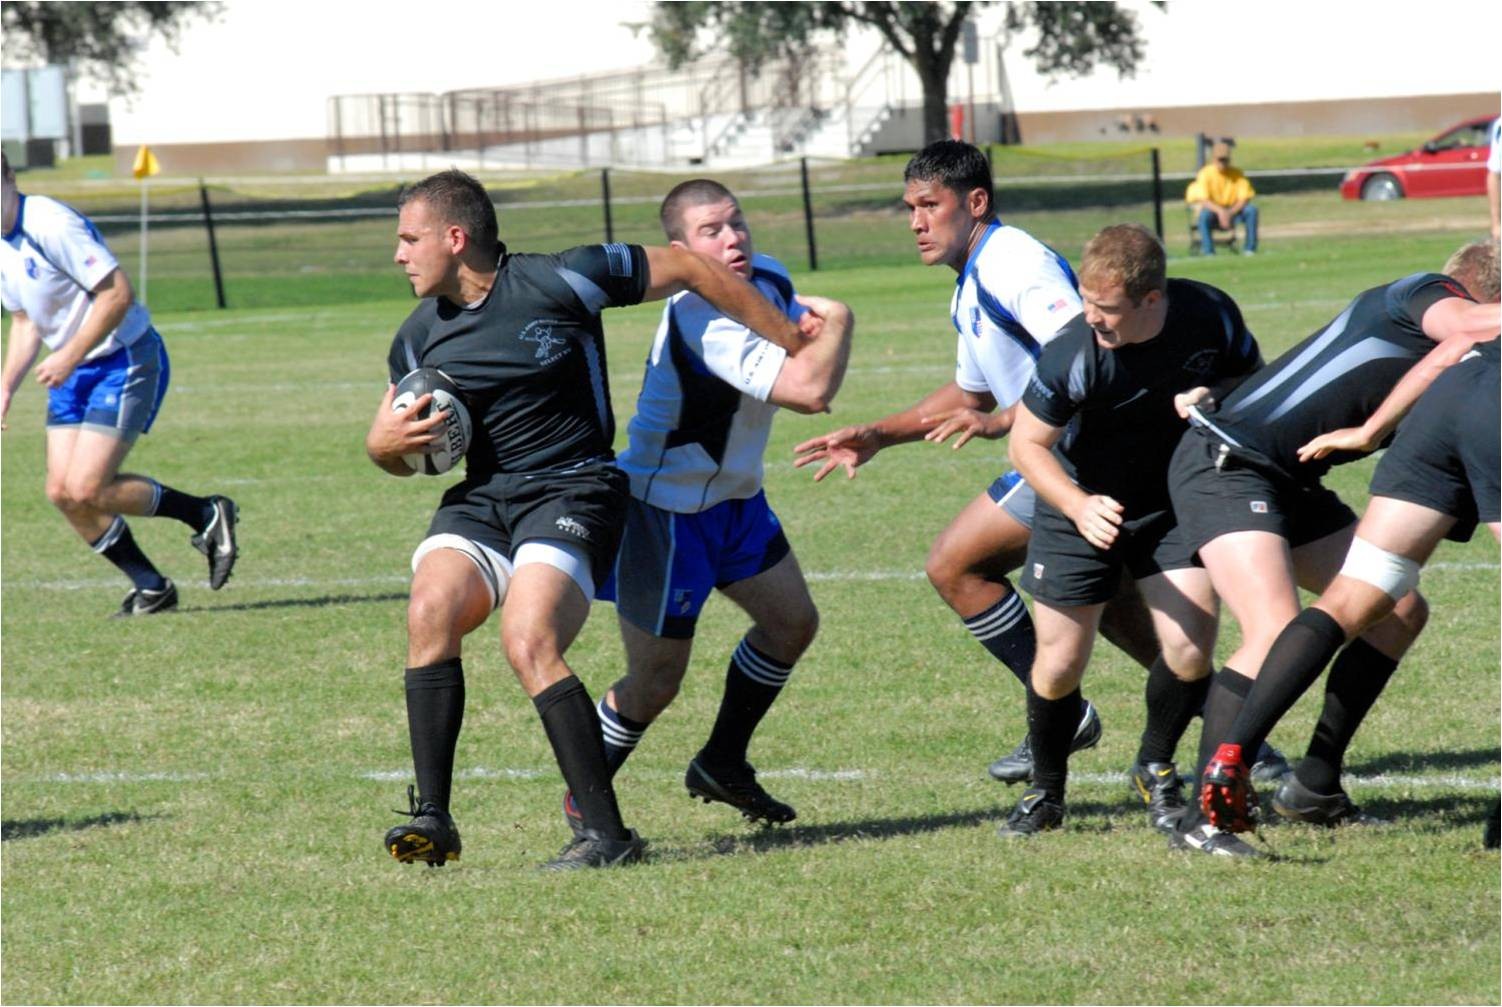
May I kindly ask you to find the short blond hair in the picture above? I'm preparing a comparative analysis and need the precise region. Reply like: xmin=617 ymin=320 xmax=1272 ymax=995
xmin=1443 ymin=239 xmax=1500 ymax=303
xmin=1079 ymin=224 xmax=1166 ymax=304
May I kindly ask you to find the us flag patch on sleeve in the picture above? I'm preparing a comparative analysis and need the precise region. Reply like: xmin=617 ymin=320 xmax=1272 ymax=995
xmin=602 ymin=243 xmax=632 ymax=278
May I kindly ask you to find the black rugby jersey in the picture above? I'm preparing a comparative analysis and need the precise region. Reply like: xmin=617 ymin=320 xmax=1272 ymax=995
xmin=387 ymin=243 xmax=649 ymax=475
xmin=1195 ymin=272 xmax=1469 ymax=482
xmin=1023 ymin=278 xmax=1260 ymax=513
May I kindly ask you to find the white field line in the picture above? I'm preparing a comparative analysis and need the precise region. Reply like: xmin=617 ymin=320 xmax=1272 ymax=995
xmin=7 ymin=564 xmax=1497 ymax=593
xmin=20 ymin=767 xmax=1500 ymax=791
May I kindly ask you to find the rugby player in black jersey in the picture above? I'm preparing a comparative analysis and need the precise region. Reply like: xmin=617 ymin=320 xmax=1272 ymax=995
xmin=1196 ymin=242 xmax=1500 ymax=842
xmin=365 ymin=170 xmax=821 ymax=870
xmin=998 ymin=224 xmax=1261 ymax=839
xmin=1168 ymin=239 xmax=1500 ymax=855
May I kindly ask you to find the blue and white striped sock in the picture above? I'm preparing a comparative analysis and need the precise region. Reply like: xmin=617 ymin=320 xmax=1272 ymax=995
xmin=963 ymin=590 xmax=1035 ymax=687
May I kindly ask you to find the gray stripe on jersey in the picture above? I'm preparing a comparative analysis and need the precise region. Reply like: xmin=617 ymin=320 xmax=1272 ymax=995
xmin=1226 ymin=300 xmax=1356 ymax=417
xmin=555 ymin=266 xmax=610 ymax=315
xmin=1265 ymin=339 xmax=1417 ymax=423
xmin=1066 ymin=344 xmax=1089 ymax=403
xmin=579 ymin=336 xmax=611 ymax=436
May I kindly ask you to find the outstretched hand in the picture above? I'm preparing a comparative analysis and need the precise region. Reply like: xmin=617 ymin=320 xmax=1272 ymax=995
xmin=1297 ymin=425 xmax=1374 ymax=463
xmin=922 ymin=407 xmax=1003 ymax=450
xmin=793 ymin=424 xmax=880 ymax=482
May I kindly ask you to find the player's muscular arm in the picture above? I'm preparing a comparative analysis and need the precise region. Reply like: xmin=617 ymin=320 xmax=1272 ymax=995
xmin=792 ymin=381 xmax=993 ymax=481
xmin=642 ymin=246 xmax=807 ymax=354
xmin=1010 ymin=402 xmax=1123 ymax=550
xmin=33 ymin=268 xmax=133 ymax=389
xmin=767 ymin=294 xmax=854 ymax=414
xmin=365 ymin=384 xmax=446 ymax=477
xmin=1 ymin=312 xmax=42 ymax=430
xmin=1420 ymin=296 xmax=1500 ymax=344
xmin=1298 ymin=332 xmax=1498 ymax=462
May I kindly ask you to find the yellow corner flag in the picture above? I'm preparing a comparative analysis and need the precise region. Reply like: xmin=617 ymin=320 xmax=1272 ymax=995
xmin=132 ymin=145 xmax=161 ymax=180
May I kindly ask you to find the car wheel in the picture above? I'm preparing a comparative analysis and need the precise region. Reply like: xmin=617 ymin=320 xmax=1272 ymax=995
xmin=1361 ymin=173 xmax=1403 ymax=200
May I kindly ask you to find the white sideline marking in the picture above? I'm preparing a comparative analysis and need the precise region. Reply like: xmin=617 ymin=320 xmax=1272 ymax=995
xmin=8 ymin=563 xmax=1497 ymax=593
xmin=22 ymin=767 xmax=1499 ymax=791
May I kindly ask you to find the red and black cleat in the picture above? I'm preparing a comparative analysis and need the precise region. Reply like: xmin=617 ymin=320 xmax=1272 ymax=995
xmin=1200 ymin=742 xmax=1260 ymax=833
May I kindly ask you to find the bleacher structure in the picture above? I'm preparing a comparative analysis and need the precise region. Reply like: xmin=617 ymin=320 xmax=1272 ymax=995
xmin=326 ymin=45 xmax=934 ymax=172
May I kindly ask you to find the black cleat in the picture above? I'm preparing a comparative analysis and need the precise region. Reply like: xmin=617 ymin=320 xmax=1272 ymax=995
xmin=685 ymin=755 xmax=797 ymax=825
xmin=1250 ymin=740 xmax=1292 ymax=783
xmin=1130 ymin=760 xmax=1187 ymax=834
xmin=192 ymin=496 xmax=239 ymax=590
xmin=562 ymin=790 xmax=586 ymax=840
xmin=110 ymin=579 xmax=178 ymax=618
xmin=988 ymin=699 xmax=1102 ymax=784
xmin=541 ymin=828 xmax=646 ymax=871
xmin=1169 ymin=821 xmax=1265 ymax=859
xmin=1270 ymin=774 xmax=1389 ymax=827
xmin=996 ymin=787 xmax=1064 ymax=838
xmin=384 ymin=785 xmax=461 ymax=867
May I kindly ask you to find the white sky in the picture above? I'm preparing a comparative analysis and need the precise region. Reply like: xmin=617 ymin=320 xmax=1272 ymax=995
xmin=26 ymin=0 xmax=1502 ymax=145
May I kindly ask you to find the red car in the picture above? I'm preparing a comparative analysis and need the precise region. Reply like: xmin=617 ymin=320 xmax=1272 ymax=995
xmin=1340 ymin=115 xmax=1497 ymax=200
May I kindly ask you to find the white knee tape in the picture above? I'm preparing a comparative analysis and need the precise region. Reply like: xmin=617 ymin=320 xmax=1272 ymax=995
xmin=1339 ymin=536 xmax=1420 ymax=601
xmin=513 ymin=538 xmax=595 ymax=601
xmin=411 ymin=533 xmax=512 ymax=611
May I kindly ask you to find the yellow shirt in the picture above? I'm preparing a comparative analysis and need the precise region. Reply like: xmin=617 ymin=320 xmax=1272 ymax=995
xmin=1185 ymin=164 xmax=1255 ymax=207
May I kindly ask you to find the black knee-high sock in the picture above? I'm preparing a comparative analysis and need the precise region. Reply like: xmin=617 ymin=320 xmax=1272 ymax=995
xmin=405 ymin=658 xmax=465 ymax=812
xmin=534 ymin=676 xmax=628 ymax=840
xmin=147 ymin=479 xmax=215 ymax=532
xmin=1181 ymin=667 xmax=1255 ymax=829
xmin=962 ymin=589 xmax=1034 ymax=687
xmin=1226 ymin=608 xmax=1347 ymax=754
xmin=1137 ymin=656 xmax=1212 ymax=765
xmin=701 ymin=638 xmax=793 ymax=766
xmin=90 ymin=516 xmax=167 ymax=591
xmin=1296 ymin=639 xmax=1399 ymax=794
xmin=1027 ymin=686 xmax=1083 ymax=800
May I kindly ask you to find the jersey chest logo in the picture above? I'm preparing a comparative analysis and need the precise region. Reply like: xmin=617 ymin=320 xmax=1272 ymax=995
xmin=519 ymin=320 xmax=572 ymax=365
xmin=24 ymin=256 xmax=38 ymax=279
xmin=1180 ymin=347 xmax=1220 ymax=376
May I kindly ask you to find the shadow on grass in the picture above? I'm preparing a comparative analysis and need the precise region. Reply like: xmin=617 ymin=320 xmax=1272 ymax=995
xmin=655 ymin=797 xmax=1141 ymax=862
xmin=2 ymin=811 xmax=157 ymax=842
xmin=177 ymin=592 xmax=408 ymax=614
xmin=1345 ymin=747 xmax=1501 ymax=775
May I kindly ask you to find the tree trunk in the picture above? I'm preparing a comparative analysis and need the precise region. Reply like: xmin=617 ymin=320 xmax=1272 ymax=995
xmin=918 ymin=62 xmax=950 ymax=145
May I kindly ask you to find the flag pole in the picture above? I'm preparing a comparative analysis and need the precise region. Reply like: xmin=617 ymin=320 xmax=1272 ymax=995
xmin=132 ymin=145 xmax=160 ymax=306
xmin=139 ymin=180 xmax=148 ymax=306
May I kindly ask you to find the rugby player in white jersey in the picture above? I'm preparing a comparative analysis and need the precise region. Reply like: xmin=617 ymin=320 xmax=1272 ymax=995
xmin=1 ymin=152 xmax=238 ymax=616
xmin=794 ymin=140 xmax=1171 ymax=788
xmin=572 ymin=179 xmax=853 ymax=830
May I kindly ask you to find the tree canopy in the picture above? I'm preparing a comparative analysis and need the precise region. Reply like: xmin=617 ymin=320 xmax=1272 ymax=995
xmin=648 ymin=1 xmax=1159 ymax=146
xmin=1 ymin=2 xmax=219 ymax=96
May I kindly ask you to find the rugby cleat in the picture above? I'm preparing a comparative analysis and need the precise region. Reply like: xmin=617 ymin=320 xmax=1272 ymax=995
xmin=996 ymin=787 xmax=1064 ymax=838
xmin=988 ymin=699 xmax=1102 ymax=784
xmin=191 ymin=495 xmax=239 ymax=590
xmin=562 ymin=790 xmax=586 ymax=840
xmin=1129 ymin=760 xmax=1187 ymax=834
xmin=1200 ymin=743 xmax=1259 ymax=833
xmin=1270 ymin=773 xmax=1389 ymax=827
xmin=541 ymin=828 xmax=646 ymax=871
xmin=384 ymin=785 xmax=461 ymax=867
xmin=110 ymin=579 xmax=178 ymax=618
xmin=1250 ymin=740 xmax=1292 ymax=783
xmin=685 ymin=755 xmax=797 ymax=825
xmin=1169 ymin=821 xmax=1265 ymax=859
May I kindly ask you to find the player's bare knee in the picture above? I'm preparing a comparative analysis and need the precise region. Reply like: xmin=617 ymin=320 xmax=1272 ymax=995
xmin=923 ymin=543 xmax=960 ymax=598
xmin=763 ymin=602 xmax=819 ymax=660
xmin=1390 ymin=588 xmax=1429 ymax=641
xmin=502 ymin=629 xmax=562 ymax=681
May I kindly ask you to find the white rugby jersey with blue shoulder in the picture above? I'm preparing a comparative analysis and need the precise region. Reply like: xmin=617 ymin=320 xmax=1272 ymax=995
xmin=951 ymin=219 xmax=1082 ymax=409
xmin=1 ymin=194 xmax=153 ymax=356
xmin=617 ymin=253 xmax=806 ymax=513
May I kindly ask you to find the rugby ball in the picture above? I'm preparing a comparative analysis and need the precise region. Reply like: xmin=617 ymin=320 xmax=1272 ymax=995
xmin=392 ymin=367 xmax=471 ymax=475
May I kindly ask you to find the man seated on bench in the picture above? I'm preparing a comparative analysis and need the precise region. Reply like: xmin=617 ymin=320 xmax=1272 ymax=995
xmin=1186 ymin=141 xmax=1258 ymax=256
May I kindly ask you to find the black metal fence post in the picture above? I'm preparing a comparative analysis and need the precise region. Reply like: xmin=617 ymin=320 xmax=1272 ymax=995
xmin=1150 ymin=148 xmax=1164 ymax=244
xmin=601 ymin=167 xmax=614 ymax=243
xmin=198 ymin=181 xmax=227 ymax=309
xmin=799 ymin=157 xmax=818 ymax=272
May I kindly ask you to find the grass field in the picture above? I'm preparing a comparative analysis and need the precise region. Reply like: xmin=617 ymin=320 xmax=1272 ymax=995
xmin=2 ymin=191 xmax=1499 ymax=1004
